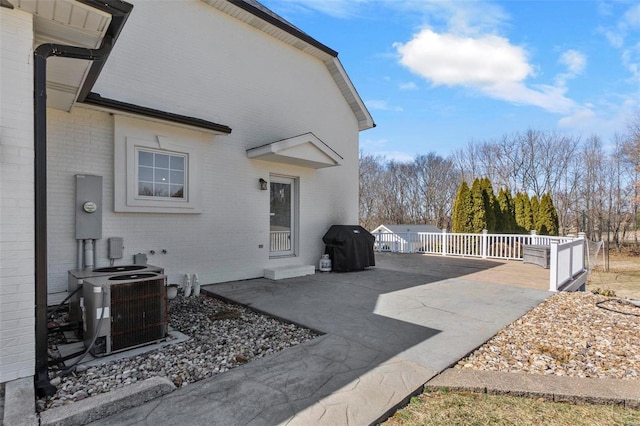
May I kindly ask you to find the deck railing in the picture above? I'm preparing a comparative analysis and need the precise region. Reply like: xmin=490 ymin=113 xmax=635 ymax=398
xmin=549 ymin=239 xmax=588 ymax=291
xmin=374 ymin=230 xmax=573 ymax=260
xmin=374 ymin=230 xmax=586 ymax=291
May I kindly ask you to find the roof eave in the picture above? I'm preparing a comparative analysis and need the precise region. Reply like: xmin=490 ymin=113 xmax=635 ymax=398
xmin=75 ymin=0 xmax=134 ymax=102
xmin=81 ymin=92 xmax=233 ymax=134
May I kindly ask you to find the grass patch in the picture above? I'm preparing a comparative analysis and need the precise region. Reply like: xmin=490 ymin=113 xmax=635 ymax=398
xmin=383 ymin=390 xmax=640 ymax=426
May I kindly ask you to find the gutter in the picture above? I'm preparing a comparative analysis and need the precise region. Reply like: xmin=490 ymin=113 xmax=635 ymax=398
xmin=82 ymin=93 xmax=232 ymax=134
xmin=33 ymin=0 xmax=133 ymax=397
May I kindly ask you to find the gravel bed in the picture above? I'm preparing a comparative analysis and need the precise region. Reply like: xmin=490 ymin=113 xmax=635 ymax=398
xmin=38 ymin=295 xmax=318 ymax=412
xmin=456 ymin=292 xmax=640 ymax=380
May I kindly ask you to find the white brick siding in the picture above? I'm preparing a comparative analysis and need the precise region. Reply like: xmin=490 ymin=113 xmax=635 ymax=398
xmin=1 ymin=0 xmax=365 ymax=384
xmin=44 ymin=0 xmax=360 ymax=292
xmin=0 ymin=8 xmax=35 ymax=382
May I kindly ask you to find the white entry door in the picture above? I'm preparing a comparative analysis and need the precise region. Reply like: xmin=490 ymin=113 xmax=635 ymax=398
xmin=270 ymin=176 xmax=296 ymax=256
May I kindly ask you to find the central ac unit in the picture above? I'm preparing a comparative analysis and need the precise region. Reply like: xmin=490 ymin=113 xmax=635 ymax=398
xmin=82 ymin=272 xmax=168 ymax=355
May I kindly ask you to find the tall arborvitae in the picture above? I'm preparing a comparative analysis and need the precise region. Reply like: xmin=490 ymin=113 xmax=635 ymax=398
xmin=536 ymin=193 xmax=559 ymax=235
xmin=497 ymin=188 xmax=516 ymax=233
xmin=470 ymin=178 xmax=487 ymax=232
xmin=514 ymin=193 xmax=524 ymax=231
xmin=480 ymin=178 xmax=497 ymax=232
xmin=452 ymin=181 xmax=473 ymax=233
xmin=514 ymin=192 xmax=534 ymax=232
xmin=530 ymin=195 xmax=540 ymax=230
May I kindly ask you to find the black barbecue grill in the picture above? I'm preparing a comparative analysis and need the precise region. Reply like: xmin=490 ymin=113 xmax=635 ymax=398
xmin=322 ymin=225 xmax=375 ymax=272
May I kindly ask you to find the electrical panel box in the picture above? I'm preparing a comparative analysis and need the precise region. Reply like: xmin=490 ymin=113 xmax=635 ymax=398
xmin=108 ymin=237 xmax=124 ymax=260
xmin=75 ymin=175 xmax=102 ymax=240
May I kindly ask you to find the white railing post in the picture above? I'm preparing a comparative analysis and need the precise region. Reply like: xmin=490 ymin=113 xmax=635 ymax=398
xmin=530 ymin=229 xmax=537 ymax=245
xmin=549 ymin=240 xmax=559 ymax=291
xmin=578 ymin=232 xmax=586 ymax=272
xmin=481 ymin=229 xmax=488 ymax=259
xmin=442 ymin=228 xmax=447 ymax=256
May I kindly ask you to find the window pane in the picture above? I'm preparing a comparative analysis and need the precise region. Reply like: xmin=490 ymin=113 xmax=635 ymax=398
xmin=155 ymin=154 xmax=169 ymax=168
xmin=154 ymin=168 xmax=169 ymax=184
xmin=170 ymin=185 xmax=184 ymax=198
xmin=139 ymin=151 xmax=153 ymax=167
xmin=139 ymin=166 xmax=153 ymax=182
xmin=170 ymin=170 xmax=184 ymax=184
xmin=138 ymin=182 xmax=154 ymax=196
xmin=154 ymin=184 xmax=169 ymax=197
xmin=170 ymin=156 xmax=184 ymax=171
xmin=137 ymin=149 xmax=187 ymax=201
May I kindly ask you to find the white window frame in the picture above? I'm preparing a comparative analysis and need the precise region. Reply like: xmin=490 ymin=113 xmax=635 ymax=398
xmin=136 ymin=148 xmax=188 ymax=201
xmin=114 ymin=116 xmax=204 ymax=213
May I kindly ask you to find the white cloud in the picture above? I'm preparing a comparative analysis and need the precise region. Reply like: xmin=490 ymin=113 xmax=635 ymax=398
xmin=366 ymin=100 xmax=403 ymax=112
xmin=397 ymin=0 xmax=509 ymax=36
xmin=359 ymin=138 xmax=414 ymax=162
xmin=395 ymin=29 xmax=576 ymax=114
xmin=560 ymin=50 xmax=586 ymax=75
xmin=372 ymin=151 xmax=415 ymax=163
xmin=399 ymin=81 xmax=418 ymax=90
xmin=556 ymin=49 xmax=587 ymax=86
xmin=622 ymin=47 xmax=640 ymax=80
xmin=264 ymin=0 xmax=371 ymax=19
xmin=557 ymin=95 xmax=640 ymax=141
xmin=624 ymin=4 xmax=640 ymax=27
xmin=484 ymin=82 xmax=575 ymax=114
xmin=557 ymin=108 xmax=596 ymax=128
xmin=599 ymin=3 xmax=640 ymax=48
xmin=396 ymin=30 xmax=532 ymax=86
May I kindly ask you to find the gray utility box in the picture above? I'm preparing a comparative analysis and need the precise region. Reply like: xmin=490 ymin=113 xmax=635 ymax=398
xmin=523 ymin=245 xmax=551 ymax=269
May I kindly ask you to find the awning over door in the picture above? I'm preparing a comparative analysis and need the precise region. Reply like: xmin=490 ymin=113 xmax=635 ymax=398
xmin=246 ymin=132 xmax=342 ymax=169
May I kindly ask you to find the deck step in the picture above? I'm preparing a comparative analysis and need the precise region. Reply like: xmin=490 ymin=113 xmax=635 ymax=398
xmin=264 ymin=265 xmax=315 ymax=280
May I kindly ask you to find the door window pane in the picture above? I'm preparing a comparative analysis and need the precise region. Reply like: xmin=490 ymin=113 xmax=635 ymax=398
xmin=270 ymin=179 xmax=294 ymax=254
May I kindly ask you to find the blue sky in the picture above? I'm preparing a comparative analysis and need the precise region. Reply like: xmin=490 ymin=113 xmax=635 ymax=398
xmin=259 ymin=0 xmax=640 ymax=161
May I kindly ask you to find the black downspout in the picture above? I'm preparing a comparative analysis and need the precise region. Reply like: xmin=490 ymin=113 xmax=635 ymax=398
xmin=33 ymin=38 xmax=114 ymax=397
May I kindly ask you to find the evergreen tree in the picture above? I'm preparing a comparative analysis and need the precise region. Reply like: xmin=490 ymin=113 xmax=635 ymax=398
xmin=470 ymin=178 xmax=487 ymax=232
xmin=536 ymin=193 xmax=559 ymax=235
xmin=497 ymin=188 xmax=516 ymax=233
xmin=480 ymin=178 xmax=497 ymax=232
xmin=514 ymin=192 xmax=534 ymax=232
xmin=452 ymin=181 xmax=473 ymax=233
xmin=514 ymin=192 xmax=524 ymax=232
xmin=530 ymin=195 xmax=540 ymax=230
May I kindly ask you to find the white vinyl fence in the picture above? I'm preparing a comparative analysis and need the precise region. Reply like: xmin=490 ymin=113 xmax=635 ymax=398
xmin=549 ymin=239 xmax=589 ymax=292
xmin=374 ymin=230 xmax=587 ymax=291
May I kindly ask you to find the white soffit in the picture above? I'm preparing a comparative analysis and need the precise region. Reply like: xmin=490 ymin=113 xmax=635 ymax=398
xmin=247 ymin=133 xmax=343 ymax=169
xmin=15 ymin=0 xmax=112 ymax=111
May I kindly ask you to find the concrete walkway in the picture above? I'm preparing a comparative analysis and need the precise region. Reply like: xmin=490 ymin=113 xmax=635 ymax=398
xmin=85 ymin=253 xmax=551 ymax=425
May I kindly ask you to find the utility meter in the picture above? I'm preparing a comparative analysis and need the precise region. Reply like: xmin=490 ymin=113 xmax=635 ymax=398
xmin=83 ymin=201 xmax=97 ymax=213
xmin=75 ymin=175 xmax=102 ymax=239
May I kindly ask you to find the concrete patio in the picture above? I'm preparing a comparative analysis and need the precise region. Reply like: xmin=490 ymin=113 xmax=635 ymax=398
xmin=81 ymin=253 xmax=550 ymax=425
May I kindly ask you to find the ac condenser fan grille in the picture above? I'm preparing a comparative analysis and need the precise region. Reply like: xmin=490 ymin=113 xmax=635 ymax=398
xmin=110 ymin=277 xmax=168 ymax=351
